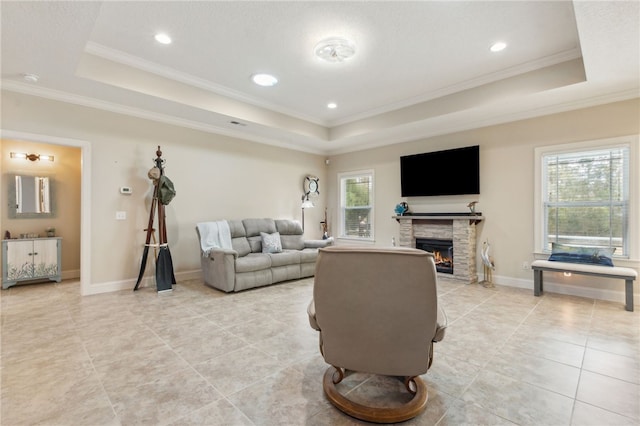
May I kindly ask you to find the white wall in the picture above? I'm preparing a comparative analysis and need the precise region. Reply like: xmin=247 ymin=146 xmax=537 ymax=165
xmin=326 ymin=98 xmax=640 ymax=303
xmin=1 ymin=92 xmax=327 ymax=292
xmin=2 ymin=90 xmax=639 ymax=305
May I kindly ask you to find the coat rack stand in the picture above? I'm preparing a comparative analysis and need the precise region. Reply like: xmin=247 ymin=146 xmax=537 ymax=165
xmin=134 ymin=146 xmax=176 ymax=292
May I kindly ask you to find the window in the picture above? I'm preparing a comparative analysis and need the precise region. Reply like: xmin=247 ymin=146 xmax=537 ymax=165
xmin=338 ymin=170 xmax=374 ymax=240
xmin=539 ymin=144 xmax=630 ymax=256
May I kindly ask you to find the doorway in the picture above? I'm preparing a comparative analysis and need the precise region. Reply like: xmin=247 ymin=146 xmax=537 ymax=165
xmin=1 ymin=130 xmax=91 ymax=295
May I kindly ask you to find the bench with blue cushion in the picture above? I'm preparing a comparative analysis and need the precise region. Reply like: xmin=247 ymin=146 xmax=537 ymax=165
xmin=531 ymin=259 xmax=637 ymax=311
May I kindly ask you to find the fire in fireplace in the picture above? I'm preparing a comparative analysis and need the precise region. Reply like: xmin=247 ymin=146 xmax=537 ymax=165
xmin=415 ymin=238 xmax=453 ymax=274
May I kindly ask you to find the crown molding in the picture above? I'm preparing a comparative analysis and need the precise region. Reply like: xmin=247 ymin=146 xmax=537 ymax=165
xmin=326 ymin=88 xmax=640 ymax=155
xmin=1 ymin=80 xmax=326 ymax=155
xmin=2 ymin=79 xmax=637 ymax=157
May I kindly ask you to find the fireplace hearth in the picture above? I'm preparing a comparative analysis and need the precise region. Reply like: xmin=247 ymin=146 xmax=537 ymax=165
xmin=416 ymin=238 xmax=454 ymax=274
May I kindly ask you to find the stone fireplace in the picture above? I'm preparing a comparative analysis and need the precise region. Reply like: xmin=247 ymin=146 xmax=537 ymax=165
xmin=395 ymin=213 xmax=483 ymax=283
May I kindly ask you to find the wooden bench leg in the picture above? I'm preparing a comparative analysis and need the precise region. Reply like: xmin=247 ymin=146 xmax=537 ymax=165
xmin=533 ymin=269 xmax=543 ymax=296
xmin=625 ymin=279 xmax=634 ymax=312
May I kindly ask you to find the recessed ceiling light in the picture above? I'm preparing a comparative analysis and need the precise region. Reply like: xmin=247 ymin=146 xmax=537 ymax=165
xmin=327 ymin=103 xmax=337 ymax=109
xmin=490 ymin=42 xmax=507 ymax=52
xmin=315 ymin=38 xmax=356 ymax=62
xmin=22 ymin=73 xmax=39 ymax=83
xmin=155 ymin=33 xmax=172 ymax=45
xmin=252 ymin=73 xmax=278 ymax=87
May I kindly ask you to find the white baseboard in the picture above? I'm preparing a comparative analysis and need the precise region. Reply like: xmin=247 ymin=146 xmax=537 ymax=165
xmin=482 ymin=273 xmax=638 ymax=307
xmin=62 ymin=269 xmax=81 ymax=280
xmin=489 ymin=274 xmax=532 ymax=290
xmin=82 ymin=268 xmax=636 ymax=307
xmin=82 ymin=269 xmax=202 ymax=296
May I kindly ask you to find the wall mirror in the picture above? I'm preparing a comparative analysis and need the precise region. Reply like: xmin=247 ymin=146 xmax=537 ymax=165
xmin=7 ymin=174 xmax=56 ymax=218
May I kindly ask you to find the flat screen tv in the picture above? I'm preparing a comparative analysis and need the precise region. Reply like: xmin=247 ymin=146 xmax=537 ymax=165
xmin=400 ymin=145 xmax=480 ymax=196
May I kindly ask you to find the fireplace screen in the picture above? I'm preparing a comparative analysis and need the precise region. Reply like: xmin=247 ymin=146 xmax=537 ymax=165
xmin=416 ymin=238 xmax=453 ymax=274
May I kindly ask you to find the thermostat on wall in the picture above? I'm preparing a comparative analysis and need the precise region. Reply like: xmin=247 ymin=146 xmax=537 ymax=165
xmin=120 ymin=187 xmax=132 ymax=195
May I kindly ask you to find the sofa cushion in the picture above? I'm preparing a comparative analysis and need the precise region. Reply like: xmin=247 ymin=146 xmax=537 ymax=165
xmin=231 ymin=237 xmax=251 ymax=257
xmin=247 ymin=236 xmax=262 ymax=253
xmin=227 ymin=220 xmax=247 ymax=238
xmin=280 ymin=235 xmax=304 ymax=250
xmin=261 ymin=232 xmax=283 ymax=253
xmin=276 ymin=219 xmax=303 ymax=235
xmin=300 ymin=248 xmax=319 ymax=263
xmin=275 ymin=220 xmax=305 ymax=250
xmin=548 ymin=243 xmax=615 ymax=267
xmin=235 ymin=253 xmax=271 ymax=273
xmin=243 ymin=218 xmax=277 ymax=236
xmin=269 ymin=250 xmax=301 ymax=266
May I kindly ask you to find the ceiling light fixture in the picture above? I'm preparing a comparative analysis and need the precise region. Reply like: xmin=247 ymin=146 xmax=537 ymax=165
xmin=315 ymin=38 xmax=356 ymax=62
xmin=490 ymin=41 xmax=507 ymax=52
xmin=154 ymin=33 xmax=172 ymax=45
xmin=327 ymin=103 xmax=337 ymax=109
xmin=252 ymin=73 xmax=278 ymax=87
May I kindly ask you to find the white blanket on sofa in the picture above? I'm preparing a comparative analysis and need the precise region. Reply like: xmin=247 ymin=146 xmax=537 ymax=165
xmin=197 ymin=221 xmax=232 ymax=255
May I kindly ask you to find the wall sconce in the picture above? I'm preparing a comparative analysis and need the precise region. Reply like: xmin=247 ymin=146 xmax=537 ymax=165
xmin=563 ymin=272 xmax=572 ymax=277
xmin=301 ymin=193 xmax=315 ymax=230
xmin=10 ymin=152 xmax=54 ymax=162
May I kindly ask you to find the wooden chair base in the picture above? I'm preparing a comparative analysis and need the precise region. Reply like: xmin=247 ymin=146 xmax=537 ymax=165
xmin=322 ymin=366 xmax=428 ymax=424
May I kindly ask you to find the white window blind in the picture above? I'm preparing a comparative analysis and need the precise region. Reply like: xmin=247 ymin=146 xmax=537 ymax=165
xmin=542 ymin=147 xmax=629 ymax=256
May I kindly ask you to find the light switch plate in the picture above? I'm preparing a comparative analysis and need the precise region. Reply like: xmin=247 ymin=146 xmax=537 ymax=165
xmin=116 ymin=211 xmax=126 ymax=220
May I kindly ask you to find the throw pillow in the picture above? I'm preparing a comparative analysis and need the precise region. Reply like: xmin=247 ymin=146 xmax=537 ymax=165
xmin=261 ymin=232 xmax=282 ymax=254
xmin=548 ymin=243 xmax=615 ymax=266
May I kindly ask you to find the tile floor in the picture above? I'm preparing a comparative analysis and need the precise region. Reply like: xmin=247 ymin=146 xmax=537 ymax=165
xmin=1 ymin=276 xmax=638 ymax=425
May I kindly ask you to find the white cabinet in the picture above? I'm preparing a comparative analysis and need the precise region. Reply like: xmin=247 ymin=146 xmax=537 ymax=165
xmin=2 ymin=238 xmax=62 ymax=289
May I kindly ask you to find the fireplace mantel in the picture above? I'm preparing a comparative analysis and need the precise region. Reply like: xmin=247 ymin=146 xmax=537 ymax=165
xmin=394 ymin=214 xmax=483 ymax=283
xmin=393 ymin=213 xmax=484 ymax=225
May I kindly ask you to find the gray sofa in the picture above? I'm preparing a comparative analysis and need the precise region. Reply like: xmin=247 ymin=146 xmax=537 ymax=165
xmin=196 ymin=218 xmax=333 ymax=292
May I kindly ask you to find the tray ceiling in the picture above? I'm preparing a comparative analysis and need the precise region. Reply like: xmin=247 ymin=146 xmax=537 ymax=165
xmin=2 ymin=1 xmax=638 ymax=154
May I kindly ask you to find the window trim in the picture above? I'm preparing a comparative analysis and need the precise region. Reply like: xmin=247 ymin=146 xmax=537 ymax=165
xmin=534 ymin=135 xmax=639 ymax=261
xmin=337 ymin=169 xmax=375 ymax=242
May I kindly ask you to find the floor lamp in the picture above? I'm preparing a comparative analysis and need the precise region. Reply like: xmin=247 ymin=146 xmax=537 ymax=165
xmin=301 ymin=193 xmax=314 ymax=230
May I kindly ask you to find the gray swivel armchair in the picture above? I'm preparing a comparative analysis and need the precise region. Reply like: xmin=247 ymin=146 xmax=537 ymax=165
xmin=308 ymin=246 xmax=447 ymax=423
